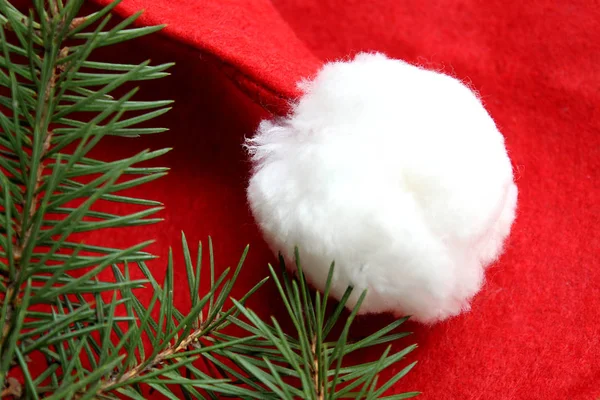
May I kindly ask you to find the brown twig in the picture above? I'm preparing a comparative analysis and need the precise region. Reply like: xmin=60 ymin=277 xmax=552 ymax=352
xmin=0 ymin=377 xmax=23 ymax=398
xmin=0 ymin=35 xmax=62 ymax=379
xmin=312 ymin=337 xmax=324 ymax=400
xmin=0 ymin=69 xmax=56 ymax=351
xmin=93 ymin=321 xmax=210 ymax=398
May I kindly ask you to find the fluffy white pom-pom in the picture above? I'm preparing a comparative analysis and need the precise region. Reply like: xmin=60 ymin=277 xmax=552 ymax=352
xmin=246 ymin=52 xmax=517 ymax=323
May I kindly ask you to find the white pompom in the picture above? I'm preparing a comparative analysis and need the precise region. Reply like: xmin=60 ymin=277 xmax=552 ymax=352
xmin=246 ymin=52 xmax=517 ymax=323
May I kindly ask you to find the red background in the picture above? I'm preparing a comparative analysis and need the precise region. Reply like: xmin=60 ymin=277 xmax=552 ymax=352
xmin=13 ymin=0 xmax=600 ymax=398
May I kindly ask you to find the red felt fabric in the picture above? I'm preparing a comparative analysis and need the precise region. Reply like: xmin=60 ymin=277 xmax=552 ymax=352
xmin=96 ymin=0 xmax=322 ymax=114
xmin=13 ymin=0 xmax=600 ymax=398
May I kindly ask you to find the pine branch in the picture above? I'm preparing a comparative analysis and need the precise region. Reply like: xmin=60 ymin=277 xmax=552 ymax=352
xmin=0 ymin=0 xmax=172 ymax=393
xmin=0 ymin=13 xmax=58 ymax=358
xmin=45 ymin=235 xmax=268 ymax=399
xmin=224 ymin=253 xmax=419 ymax=400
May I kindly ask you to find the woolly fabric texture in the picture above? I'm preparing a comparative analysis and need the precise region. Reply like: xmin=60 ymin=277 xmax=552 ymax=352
xmin=246 ymin=53 xmax=518 ymax=323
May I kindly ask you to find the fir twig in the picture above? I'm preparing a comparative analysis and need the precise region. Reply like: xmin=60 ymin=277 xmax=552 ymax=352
xmin=0 ymin=0 xmax=172 ymax=393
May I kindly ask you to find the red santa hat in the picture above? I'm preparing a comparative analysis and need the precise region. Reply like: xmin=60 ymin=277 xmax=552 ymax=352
xmin=78 ymin=0 xmax=600 ymax=397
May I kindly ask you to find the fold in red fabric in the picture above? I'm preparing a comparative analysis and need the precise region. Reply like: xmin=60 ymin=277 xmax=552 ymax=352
xmin=23 ymin=0 xmax=600 ymax=398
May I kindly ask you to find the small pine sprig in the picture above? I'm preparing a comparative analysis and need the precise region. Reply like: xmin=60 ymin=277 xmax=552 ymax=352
xmin=225 ymin=251 xmax=419 ymax=400
xmin=37 ymin=234 xmax=269 ymax=399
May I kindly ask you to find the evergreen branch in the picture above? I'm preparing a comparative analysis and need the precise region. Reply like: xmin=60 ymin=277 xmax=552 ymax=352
xmin=222 ymin=256 xmax=419 ymax=400
xmin=0 ymin=0 xmax=172 ymax=393
xmin=65 ymin=235 xmax=266 ymax=399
